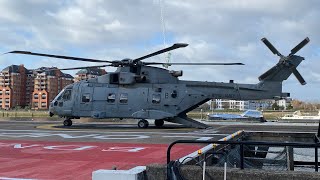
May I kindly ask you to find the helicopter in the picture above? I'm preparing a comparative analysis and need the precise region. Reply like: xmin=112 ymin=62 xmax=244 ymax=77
xmin=7 ymin=37 xmax=309 ymax=129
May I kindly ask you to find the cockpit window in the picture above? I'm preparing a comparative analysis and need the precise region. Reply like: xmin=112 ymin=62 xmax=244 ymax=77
xmin=62 ymin=89 xmax=72 ymax=100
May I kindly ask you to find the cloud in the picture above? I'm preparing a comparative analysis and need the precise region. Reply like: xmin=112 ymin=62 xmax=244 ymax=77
xmin=0 ymin=0 xmax=319 ymax=100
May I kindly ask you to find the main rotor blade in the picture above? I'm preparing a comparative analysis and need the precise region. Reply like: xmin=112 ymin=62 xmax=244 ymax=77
xmin=291 ymin=66 xmax=306 ymax=85
xmin=58 ymin=65 xmax=111 ymax=71
xmin=289 ymin=37 xmax=310 ymax=56
xmin=133 ymin=43 xmax=188 ymax=62
xmin=6 ymin=51 xmax=112 ymax=63
xmin=261 ymin=38 xmax=281 ymax=56
xmin=145 ymin=62 xmax=244 ymax=66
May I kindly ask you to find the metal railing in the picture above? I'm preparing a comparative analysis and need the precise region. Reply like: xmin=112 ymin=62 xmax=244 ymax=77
xmin=167 ymin=140 xmax=320 ymax=179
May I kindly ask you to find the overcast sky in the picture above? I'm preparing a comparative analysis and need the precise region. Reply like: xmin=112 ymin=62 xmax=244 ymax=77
xmin=0 ymin=0 xmax=319 ymax=101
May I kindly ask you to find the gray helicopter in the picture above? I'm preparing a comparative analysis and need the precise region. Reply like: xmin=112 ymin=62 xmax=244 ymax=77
xmin=7 ymin=37 xmax=309 ymax=129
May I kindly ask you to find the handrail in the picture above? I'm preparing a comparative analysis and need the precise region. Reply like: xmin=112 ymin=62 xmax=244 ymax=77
xmin=167 ymin=140 xmax=320 ymax=177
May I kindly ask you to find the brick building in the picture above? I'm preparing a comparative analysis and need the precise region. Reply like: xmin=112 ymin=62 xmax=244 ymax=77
xmin=0 ymin=65 xmax=73 ymax=110
xmin=74 ymin=68 xmax=106 ymax=82
xmin=0 ymin=65 xmax=28 ymax=109
xmin=32 ymin=67 xmax=73 ymax=109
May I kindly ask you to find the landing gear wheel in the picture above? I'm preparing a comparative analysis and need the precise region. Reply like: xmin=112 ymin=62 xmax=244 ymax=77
xmin=138 ymin=119 xmax=149 ymax=128
xmin=155 ymin=119 xmax=164 ymax=127
xmin=63 ymin=119 xmax=72 ymax=126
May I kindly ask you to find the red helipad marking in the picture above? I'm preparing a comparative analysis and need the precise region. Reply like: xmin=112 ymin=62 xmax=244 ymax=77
xmin=0 ymin=140 xmax=201 ymax=180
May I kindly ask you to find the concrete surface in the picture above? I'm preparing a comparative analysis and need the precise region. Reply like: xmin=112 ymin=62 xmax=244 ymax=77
xmin=92 ymin=166 xmax=146 ymax=180
xmin=147 ymin=164 xmax=320 ymax=180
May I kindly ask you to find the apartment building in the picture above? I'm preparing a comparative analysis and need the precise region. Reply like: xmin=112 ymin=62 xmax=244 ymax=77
xmin=74 ymin=68 xmax=106 ymax=82
xmin=0 ymin=65 xmax=28 ymax=109
xmin=213 ymin=99 xmax=276 ymax=110
xmin=214 ymin=99 xmax=249 ymax=110
xmin=0 ymin=65 xmax=73 ymax=110
xmin=32 ymin=67 xmax=73 ymax=109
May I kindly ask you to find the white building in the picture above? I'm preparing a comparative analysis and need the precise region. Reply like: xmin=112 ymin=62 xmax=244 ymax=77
xmin=212 ymin=99 xmax=276 ymax=110
xmin=276 ymin=98 xmax=292 ymax=110
xmin=214 ymin=99 xmax=249 ymax=110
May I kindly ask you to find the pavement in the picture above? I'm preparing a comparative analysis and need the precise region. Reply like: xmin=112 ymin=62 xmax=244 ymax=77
xmin=0 ymin=119 xmax=318 ymax=179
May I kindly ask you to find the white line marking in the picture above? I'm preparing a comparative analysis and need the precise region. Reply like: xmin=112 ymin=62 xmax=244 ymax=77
xmin=196 ymin=137 xmax=213 ymax=141
xmin=0 ymin=129 xmax=224 ymax=136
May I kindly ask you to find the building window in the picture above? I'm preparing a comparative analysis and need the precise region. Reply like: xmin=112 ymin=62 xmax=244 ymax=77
xmin=41 ymin=102 xmax=46 ymax=107
xmin=34 ymin=102 xmax=38 ymax=107
xmin=119 ymin=93 xmax=128 ymax=104
xmin=41 ymin=94 xmax=47 ymax=99
xmin=34 ymin=93 xmax=39 ymax=99
xmin=0 ymin=91 xmax=2 ymax=95
xmin=152 ymin=94 xmax=161 ymax=104
xmin=82 ymin=94 xmax=90 ymax=103
xmin=107 ymin=93 xmax=116 ymax=103
xmin=5 ymin=90 xmax=10 ymax=95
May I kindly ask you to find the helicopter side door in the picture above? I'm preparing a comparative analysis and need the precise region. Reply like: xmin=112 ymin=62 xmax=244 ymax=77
xmin=117 ymin=87 xmax=149 ymax=118
xmin=79 ymin=84 xmax=93 ymax=116
xmin=105 ymin=86 xmax=119 ymax=117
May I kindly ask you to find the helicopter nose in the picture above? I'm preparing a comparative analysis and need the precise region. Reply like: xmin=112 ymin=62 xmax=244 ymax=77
xmin=49 ymin=103 xmax=55 ymax=117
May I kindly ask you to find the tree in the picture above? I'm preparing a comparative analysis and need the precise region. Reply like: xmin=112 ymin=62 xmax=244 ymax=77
xmin=199 ymin=103 xmax=210 ymax=111
xmin=291 ymin=99 xmax=304 ymax=110
xmin=272 ymin=102 xmax=280 ymax=110
xmin=287 ymin=103 xmax=293 ymax=110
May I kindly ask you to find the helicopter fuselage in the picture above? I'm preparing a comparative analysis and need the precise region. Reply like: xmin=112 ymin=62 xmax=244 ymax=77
xmin=49 ymin=65 xmax=287 ymax=128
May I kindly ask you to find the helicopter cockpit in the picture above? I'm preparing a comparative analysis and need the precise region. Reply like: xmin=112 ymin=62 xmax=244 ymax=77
xmin=49 ymin=84 xmax=73 ymax=117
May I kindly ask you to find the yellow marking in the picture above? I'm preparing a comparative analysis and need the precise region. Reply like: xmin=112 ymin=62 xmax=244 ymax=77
xmin=223 ymin=137 xmax=227 ymax=141
xmin=213 ymin=144 xmax=217 ymax=149
xmin=36 ymin=124 xmax=194 ymax=132
xmin=36 ymin=124 xmax=88 ymax=131
xmin=231 ymin=134 xmax=234 ymax=138
xmin=198 ymin=149 xmax=202 ymax=155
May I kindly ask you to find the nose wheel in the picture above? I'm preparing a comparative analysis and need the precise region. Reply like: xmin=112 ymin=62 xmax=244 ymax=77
xmin=63 ymin=119 xmax=73 ymax=126
xmin=138 ymin=119 xmax=149 ymax=128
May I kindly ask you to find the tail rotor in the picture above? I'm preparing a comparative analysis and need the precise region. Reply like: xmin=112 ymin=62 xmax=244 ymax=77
xmin=259 ymin=37 xmax=310 ymax=85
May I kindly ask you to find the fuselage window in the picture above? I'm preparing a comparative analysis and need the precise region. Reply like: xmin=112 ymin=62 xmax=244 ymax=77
xmin=107 ymin=93 xmax=116 ymax=103
xmin=62 ymin=89 xmax=72 ymax=100
xmin=119 ymin=93 xmax=128 ymax=103
xmin=82 ymin=94 xmax=90 ymax=103
xmin=152 ymin=94 xmax=161 ymax=104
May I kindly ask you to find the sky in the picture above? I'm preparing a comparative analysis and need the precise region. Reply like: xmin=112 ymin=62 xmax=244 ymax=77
xmin=0 ymin=0 xmax=319 ymax=101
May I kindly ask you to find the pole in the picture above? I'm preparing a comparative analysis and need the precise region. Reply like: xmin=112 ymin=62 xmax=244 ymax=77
xmin=224 ymin=162 xmax=227 ymax=180
xmin=201 ymin=109 xmax=203 ymax=119
xmin=315 ymin=147 xmax=318 ymax=172
xmin=202 ymin=161 xmax=206 ymax=180
xmin=240 ymin=144 xmax=244 ymax=169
